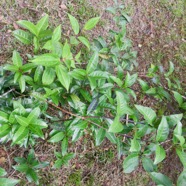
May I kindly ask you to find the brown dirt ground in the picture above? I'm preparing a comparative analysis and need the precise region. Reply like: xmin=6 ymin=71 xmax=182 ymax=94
xmin=0 ymin=0 xmax=185 ymax=185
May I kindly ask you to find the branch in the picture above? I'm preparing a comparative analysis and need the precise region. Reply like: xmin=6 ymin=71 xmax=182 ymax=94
xmin=0 ymin=88 xmax=15 ymax=98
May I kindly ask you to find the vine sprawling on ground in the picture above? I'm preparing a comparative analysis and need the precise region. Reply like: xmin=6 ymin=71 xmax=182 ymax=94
xmin=0 ymin=2 xmax=186 ymax=185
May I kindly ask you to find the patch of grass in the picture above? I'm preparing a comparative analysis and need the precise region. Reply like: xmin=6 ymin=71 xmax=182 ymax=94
xmin=66 ymin=171 xmax=82 ymax=186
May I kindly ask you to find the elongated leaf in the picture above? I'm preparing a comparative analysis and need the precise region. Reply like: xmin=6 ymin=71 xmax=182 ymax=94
xmin=86 ymin=52 xmax=99 ymax=74
xmin=0 ymin=178 xmax=20 ymax=186
xmin=13 ymin=29 xmax=32 ymax=45
xmin=30 ymin=54 xmax=60 ymax=67
xmin=0 ymin=167 xmax=7 ymax=176
xmin=95 ymin=128 xmax=106 ymax=146
xmin=135 ymin=105 xmax=156 ymax=125
xmin=0 ymin=111 xmax=9 ymax=123
xmin=17 ymin=20 xmax=38 ymax=36
xmin=4 ymin=64 xmax=18 ymax=72
xmin=42 ymin=67 xmax=56 ymax=85
xmin=27 ymin=107 xmax=40 ymax=124
xmin=83 ymin=17 xmax=100 ymax=30
xmin=15 ymin=115 xmax=29 ymax=127
xmin=12 ymin=51 xmax=22 ymax=67
xmin=56 ymin=65 xmax=71 ymax=91
xmin=19 ymin=76 xmax=25 ymax=93
xmin=13 ymin=163 xmax=29 ymax=172
xmin=69 ymin=69 xmax=86 ymax=80
xmin=124 ymin=72 xmax=138 ymax=88
xmin=49 ymin=132 xmax=65 ymax=143
xmin=150 ymin=172 xmax=173 ymax=186
xmin=154 ymin=145 xmax=166 ymax=164
xmin=108 ymin=116 xmax=123 ymax=133
xmin=68 ymin=14 xmax=79 ymax=35
xmin=0 ymin=124 xmax=11 ymax=137
xmin=173 ymin=91 xmax=183 ymax=106
xmin=61 ymin=137 xmax=68 ymax=156
xmin=123 ymin=153 xmax=139 ymax=173
xmin=26 ymin=168 xmax=39 ymax=184
xmin=52 ymin=25 xmax=61 ymax=42
xmin=62 ymin=41 xmax=71 ymax=60
xmin=36 ymin=14 xmax=49 ymax=34
xmin=12 ymin=126 xmax=28 ymax=144
xmin=109 ymin=75 xmax=123 ymax=87
xmin=88 ymin=71 xmax=109 ymax=78
xmin=156 ymin=116 xmax=169 ymax=142
xmin=78 ymin=36 xmax=90 ymax=50
xmin=165 ymin=61 xmax=174 ymax=77
xmin=34 ymin=65 xmax=43 ymax=82
xmin=176 ymin=149 xmax=186 ymax=167
xmin=87 ymin=97 xmax=99 ymax=114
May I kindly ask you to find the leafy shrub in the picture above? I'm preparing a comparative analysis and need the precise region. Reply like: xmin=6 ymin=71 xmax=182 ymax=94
xmin=0 ymin=2 xmax=186 ymax=185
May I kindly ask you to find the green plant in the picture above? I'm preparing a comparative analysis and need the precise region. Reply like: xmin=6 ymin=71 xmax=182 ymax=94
xmin=0 ymin=1 xmax=186 ymax=185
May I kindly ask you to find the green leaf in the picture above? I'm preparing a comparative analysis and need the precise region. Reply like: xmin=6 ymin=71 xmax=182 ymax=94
xmin=109 ymin=76 xmax=123 ymax=87
xmin=62 ymin=41 xmax=72 ymax=60
xmin=34 ymin=65 xmax=43 ymax=82
xmin=142 ymin=157 xmax=155 ymax=172
xmin=129 ymin=139 xmax=141 ymax=152
xmin=86 ymin=52 xmax=99 ymax=74
xmin=52 ymin=25 xmax=61 ymax=42
xmin=165 ymin=61 xmax=174 ymax=77
xmin=154 ymin=145 xmax=166 ymax=164
xmin=42 ymin=67 xmax=56 ymax=85
xmin=95 ymin=128 xmax=106 ymax=146
xmin=27 ymin=107 xmax=40 ymax=124
xmin=61 ymin=137 xmax=68 ymax=156
xmin=166 ymin=114 xmax=183 ymax=127
xmin=12 ymin=51 xmax=23 ymax=67
xmin=0 ymin=178 xmax=20 ymax=186
xmin=19 ymin=76 xmax=26 ymax=93
xmin=0 ymin=124 xmax=11 ymax=137
xmin=0 ymin=111 xmax=9 ymax=123
xmin=156 ymin=116 xmax=169 ymax=142
xmin=26 ymin=168 xmax=39 ymax=184
xmin=78 ymin=36 xmax=90 ymax=50
xmin=21 ymin=63 xmax=36 ymax=72
xmin=108 ymin=116 xmax=123 ymax=133
xmin=36 ymin=14 xmax=49 ymax=35
xmin=105 ymin=132 xmax=117 ymax=144
xmin=48 ymin=132 xmax=65 ymax=143
xmin=88 ymin=71 xmax=109 ymax=79
xmin=13 ymin=29 xmax=32 ymax=45
xmin=15 ymin=115 xmax=29 ymax=127
xmin=87 ymin=97 xmax=99 ymax=114
xmin=150 ymin=172 xmax=173 ymax=186
xmin=13 ymin=164 xmax=29 ymax=172
xmin=55 ymin=65 xmax=71 ymax=91
xmin=123 ymin=153 xmax=139 ymax=173
xmin=135 ymin=105 xmax=156 ymax=125
xmin=176 ymin=149 xmax=186 ymax=168
xmin=30 ymin=54 xmax=60 ymax=67
xmin=0 ymin=167 xmax=7 ymax=176
xmin=138 ymin=79 xmax=149 ymax=91
xmin=69 ymin=69 xmax=86 ymax=80
xmin=124 ymin=72 xmax=138 ymax=88
xmin=177 ymin=170 xmax=186 ymax=186
xmin=173 ymin=91 xmax=183 ymax=106
xmin=83 ymin=17 xmax=100 ymax=30
xmin=33 ymin=37 xmax=39 ymax=53
xmin=17 ymin=20 xmax=38 ymax=36
xmin=4 ymin=65 xmax=18 ymax=72
xmin=12 ymin=126 xmax=29 ymax=144
xmin=68 ymin=14 xmax=79 ymax=35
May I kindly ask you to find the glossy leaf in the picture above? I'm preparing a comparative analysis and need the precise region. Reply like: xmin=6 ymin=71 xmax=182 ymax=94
xmin=19 ymin=76 xmax=26 ymax=93
xmin=173 ymin=91 xmax=183 ymax=106
xmin=129 ymin=139 xmax=141 ymax=152
xmin=176 ymin=149 xmax=186 ymax=168
xmin=13 ymin=29 xmax=32 ymax=45
xmin=36 ymin=14 xmax=49 ymax=34
xmin=95 ymin=128 xmax=106 ymax=146
xmin=88 ymin=71 xmax=109 ymax=79
xmin=68 ymin=14 xmax=79 ymax=35
xmin=27 ymin=107 xmax=40 ymax=123
xmin=0 ymin=167 xmax=7 ymax=176
xmin=142 ymin=157 xmax=155 ymax=172
xmin=42 ymin=67 xmax=56 ymax=85
xmin=123 ymin=153 xmax=139 ymax=173
xmin=15 ymin=115 xmax=29 ymax=127
xmin=0 ymin=178 xmax=20 ymax=186
xmin=87 ymin=97 xmax=99 ymax=114
xmin=124 ymin=72 xmax=138 ymax=88
xmin=177 ymin=170 xmax=186 ymax=186
xmin=83 ymin=17 xmax=100 ymax=30
xmin=12 ymin=126 xmax=29 ymax=144
xmin=0 ymin=124 xmax=11 ymax=137
xmin=49 ymin=132 xmax=65 ymax=143
xmin=34 ymin=65 xmax=43 ymax=82
xmin=154 ymin=145 xmax=166 ymax=164
xmin=12 ymin=51 xmax=22 ymax=67
xmin=61 ymin=137 xmax=68 ymax=156
xmin=156 ymin=116 xmax=169 ymax=142
xmin=78 ymin=36 xmax=90 ymax=50
xmin=108 ymin=116 xmax=123 ymax=133
xmin=86 ymin=52 xmax=99 ymax=74
xmin=135 ymin=105 xmax=156 ymax=125
xmin=52 ymin=25 xmax=61 ymax=42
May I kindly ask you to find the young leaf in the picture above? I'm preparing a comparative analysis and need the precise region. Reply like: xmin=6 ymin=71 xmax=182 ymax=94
xmin=26 ymin=168 xmax=39 ymax=184
xmin=124 ymin=72 xmax=138 ymax=88
xmin=30 ymin=54 xmax=60 ymax=67
xmin=69 ymin=69 xmax=86 ymax=80
xmin=27 ymin=107 xmax=40 ymax=124
xmin=19 ymin=75 xmax=26 ymax=93
xmin=34 ymin=65 xmax=43 ymax=82
xmin=42 ymin=67 xmax=56 ymax=85
xmin=87 ymin=97 xmax=99 ymax=114
xmin=12 ymin=51 xmax=23 ymax=67
xmin=176 ymin=149 xmax=186 ymax=168
xmin=52 ymin=25 xmax=61 ymax=42
xmin=88 ymin=71 xmax=109 ymax=79
xmin=0 ymin=167 xmax=7 ymax=176
xmin=135 ymin=105 xmax=156 ymax=125
xmin=173 ymin=91 xmax=183 ymax=106
xmin=36 ymin=14 xmax=49 ymax=35
xmin=154 ymin=145 xmax=166 ymax=164
xmin=17 ymin=20 xmax=38 ymax=36
xmin=108 ymin=116 xmax=123 ymax=133
xmin=86 ymin=52 xmax=99 ymax=74
xmin=61 ymin=137 xmax=68 ymax=156
xmin=55 ymin=65 xmax=71 ymax=91
xmin=78 ymin=36 xmax=90 ymax=50
xmin=13 ymin=29 xmax=32 ymax=45
xmin=0 ymin=124 xmax=11 ymax=137
xmin=12 ymin=126 xmax=29 ymax=144
xmin=150 ymin=172 xmax=173 ymax=186
xmin=156 ymin=116 xmax=169 ymax=142
xmin=68 ymin=14 xmax=79 ymax=35
xmin=129 ymin=139 xmax=141 ymax=152
xmin=15 ymin=116 xmax=29 ymax=127
xmin=165 ymin=61 xmax=174 ymax=77
xmin=83 ymin=17 xmax=100 ymax=30
xmin=123 ymin=153 xmax=139 ymax=173
xmin=48 ymin=132 xmax=65 ymax=143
